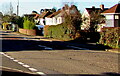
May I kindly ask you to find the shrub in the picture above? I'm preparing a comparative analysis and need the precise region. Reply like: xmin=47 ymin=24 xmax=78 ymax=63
xmin=99 ymin=27 xmax=120 ymax=48
xmin=44 ymin=21 xmax=81 ymax=41
xmin=23 ymin=17 xmax=36 ymax=29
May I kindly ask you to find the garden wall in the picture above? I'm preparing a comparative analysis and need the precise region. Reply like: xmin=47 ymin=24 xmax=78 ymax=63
xmin=19 ymin=28 xmax=36 ymax=36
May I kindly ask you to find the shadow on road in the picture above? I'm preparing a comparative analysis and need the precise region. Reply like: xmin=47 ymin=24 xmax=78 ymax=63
xmin=1 ymin=70 xmax=120 ymax=76
xmin=1 ymin=36 xmax=111 ymax=52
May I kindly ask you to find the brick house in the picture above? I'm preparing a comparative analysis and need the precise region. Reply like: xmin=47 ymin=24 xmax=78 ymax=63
xmin=102 ymin=3 xmax=120 ymax=27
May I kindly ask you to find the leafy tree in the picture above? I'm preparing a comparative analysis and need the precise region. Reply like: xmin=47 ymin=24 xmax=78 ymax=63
xmin=2 ymin=15 xmax=12 ymax=22
xmin=0 ymin=12 xmax=3 ymax=18
xmin=89 ymin=10 xmax=105 ymax=32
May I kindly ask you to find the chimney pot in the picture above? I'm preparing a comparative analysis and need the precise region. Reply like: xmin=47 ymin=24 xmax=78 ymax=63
xmin=100 ymin=4 xmax=104 ymax=10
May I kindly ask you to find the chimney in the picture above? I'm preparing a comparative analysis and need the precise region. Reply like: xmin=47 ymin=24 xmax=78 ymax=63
xmin=100 ymin=4 xmax=104 ymax=10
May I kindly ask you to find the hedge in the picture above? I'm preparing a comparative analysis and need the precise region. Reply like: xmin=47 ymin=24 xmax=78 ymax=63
xmin=99 ymin=27 xmax=120 ymax=48
xmin=44 ymin=23 xmax=81 ymax=41
xmin=23 ymin=17 xmax=36 ymax=30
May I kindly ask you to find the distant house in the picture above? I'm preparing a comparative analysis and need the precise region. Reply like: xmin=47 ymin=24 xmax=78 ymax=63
xmin=102 ymin=3 xmax=120 ymax=27
xmin=24 ymin=12 xmax=40 ymax=24
xmin=45 ymin=10 xmax=63 ymax=25
xmin=45 ymin=5 xmax=80 ymax=25
xmin=81 ymin=4 xmax=108 ymax=31
xmin=39 ymin=11 xmax=52 ymax=25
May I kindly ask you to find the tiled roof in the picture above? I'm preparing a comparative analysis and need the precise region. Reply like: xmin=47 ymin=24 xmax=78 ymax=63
xmin=103 ymin=4 xmax=120 ymax=13
xmin=86 ymin=8 xmax=108 ymax=14
xmin=47 ymin=10 xmax=61 ymax=18
xmin=39 ymin=11 xmax=52 ymax=18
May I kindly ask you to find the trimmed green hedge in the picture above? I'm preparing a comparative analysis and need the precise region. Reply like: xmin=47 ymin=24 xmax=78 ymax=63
xmin=23 ymin=17 xmax=36 ymax=29
xmin=44 ymin=23 xmax=81 ymax=41
xmin=99 ymin=27 xmax=120 ymax=48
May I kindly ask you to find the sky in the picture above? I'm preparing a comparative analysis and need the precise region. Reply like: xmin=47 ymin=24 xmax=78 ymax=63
xmin=0 ymin=0 xmax=119 ymax=16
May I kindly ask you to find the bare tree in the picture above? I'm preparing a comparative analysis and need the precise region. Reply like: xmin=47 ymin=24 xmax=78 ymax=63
xmin=2 ymin=2 xmax=13 ymax=15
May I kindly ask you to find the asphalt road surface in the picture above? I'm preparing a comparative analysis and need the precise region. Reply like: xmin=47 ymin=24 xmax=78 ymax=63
xmin=0 ymin=30 xmax=120 ymax=76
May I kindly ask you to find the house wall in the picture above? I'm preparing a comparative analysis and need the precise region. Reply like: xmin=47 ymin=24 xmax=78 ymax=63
xmin=114 ymin=14 xmax=120 ymax=27
xmin=105 ymin=14 xmax=120 ymax=27
xmin=57 ymin=17 xmax=63 ymax=24
xmin=40 ymin=18 xmax=45 ymax=25
xmin=45 ymin=17 xmax=63 ymax=25
xmin=105 ymin=14 xmax=114 ymax=27
xmin=81 ymin=9 xmax=90 ymax=30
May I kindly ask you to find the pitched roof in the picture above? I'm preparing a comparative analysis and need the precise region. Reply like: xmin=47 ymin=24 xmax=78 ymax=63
xmin=39 ymin=11 xmax=52 ymax=18
xmin=46 ymin=10 xmax=61 ymax=18
xmin=103 ymin=3 xmax=120 ymax=13
xmin=86 ymin=8 xmax=108 ymax=14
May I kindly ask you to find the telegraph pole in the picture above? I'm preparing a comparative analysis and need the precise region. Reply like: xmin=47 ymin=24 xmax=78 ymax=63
xmin=17 ymin=0 xmax=19 ymax=16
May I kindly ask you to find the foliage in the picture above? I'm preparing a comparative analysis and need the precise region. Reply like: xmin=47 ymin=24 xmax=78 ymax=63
xmin=2 ymin=15 xmax=12 ymax=22
xmin=0 ymin=12 xmax=3 ymax=18
xmin=82 ymin=10 xmax=105 ymax=32
xmin=23 ymin=17 xmax=36 ymax=29
xmin=44 ymin=4 xmax=82 ymax=41
xmin=99 ymin=27 xmax=120 ymax=48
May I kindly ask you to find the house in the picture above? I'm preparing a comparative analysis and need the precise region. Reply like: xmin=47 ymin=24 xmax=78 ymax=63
xmin=45 ymin=10 xmax=63 ymax=25
xmin=39 ymin=11 xmax=52 ymax=25
xmin=45 ymin=5 xmax=80 ymax=25
xmin=81 ymin=4 xmax=108 ymax=31
xmin=102 ymin=3 xmax=120 ymax=27
xmin=24 ymin=11 xmax=40 ymax=24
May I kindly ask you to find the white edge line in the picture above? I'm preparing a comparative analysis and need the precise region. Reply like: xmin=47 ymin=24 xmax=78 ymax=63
xmin=28 ymin=68 xmax=38 ymax=72
xmin=1 ymin=52 xmax=46 ymax=75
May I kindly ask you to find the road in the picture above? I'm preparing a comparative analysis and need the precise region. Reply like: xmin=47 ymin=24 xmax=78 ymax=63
xmin=0 ymin=30 xmax=120 ymax=76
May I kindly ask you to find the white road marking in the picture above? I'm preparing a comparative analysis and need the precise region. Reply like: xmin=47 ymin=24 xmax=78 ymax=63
xmin=36 ymin=72 xmax=46 ymax=75
xmin=22 ymin=65 xmax=30 ymax=68
xmin=28 ymin=68 xmax=38 ymax=72
xmin=9 ymin=57 xmax=14 ymax=60
xmin=1 ymin=52 xmax=46 ymax=75
xmin=67 ymin=45 xmax=89 ymax=50
xmin=38 ymin=45 xmax=53 ymax=50
xmin=18 ymin=62 xmax=24 ymax=65
xmin=13 ymin=60 xmax=19 ymax=62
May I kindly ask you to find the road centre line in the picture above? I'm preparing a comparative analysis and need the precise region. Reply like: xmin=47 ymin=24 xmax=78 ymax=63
xmin=67 ymin=45 xmax=89 ymax=50
xmin=38 ymin=45 xmax=53 ymax=50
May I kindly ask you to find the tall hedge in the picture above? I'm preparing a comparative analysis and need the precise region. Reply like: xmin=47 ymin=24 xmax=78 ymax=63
xmin=23 ymin=17 xmax=36 ymax=29
xmin=99 ymin=27 xmax=120 ymax=48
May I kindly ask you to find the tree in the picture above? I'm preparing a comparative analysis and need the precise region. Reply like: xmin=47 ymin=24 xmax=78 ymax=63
xmin=82 ymin=10 xmax=105 ymax=32
xmin=0 ymin=12 xmax=3 ymax=18
xmin=89 ymin=10 xmax=105 ymax=32
xmin=2 ymin=2 xmax=13 ymax=15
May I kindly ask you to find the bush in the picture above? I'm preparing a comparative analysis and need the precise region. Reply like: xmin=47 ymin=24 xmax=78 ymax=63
xmin=99 ymin=27 xmax=120 ymax=48
xmin=23 ymin=17 xmax=36 ymax=29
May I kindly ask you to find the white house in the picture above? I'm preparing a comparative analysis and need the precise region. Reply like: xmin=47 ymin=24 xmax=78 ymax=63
xmin=45 ymin=10 xmax=63 ymax=25
xmin=45 ymin=5 xmax=80 ymax=26
xmin=81 ymin=4 xmax=108 ymax=31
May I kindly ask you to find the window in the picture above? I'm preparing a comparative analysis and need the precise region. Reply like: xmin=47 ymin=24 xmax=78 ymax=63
xmin=106 ymin=15 xmax=114 ymax=19
xmin=115 ymin=15 xmax=119 ymax=19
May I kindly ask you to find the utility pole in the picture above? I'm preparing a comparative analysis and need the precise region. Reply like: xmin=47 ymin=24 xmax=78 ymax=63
xmin=17 ymin=0 xmax=19 ymax=16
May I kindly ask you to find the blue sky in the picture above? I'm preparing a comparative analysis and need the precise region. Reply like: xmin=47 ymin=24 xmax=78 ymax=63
xmin=0 ymin=0 xmax=119 ymax=16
